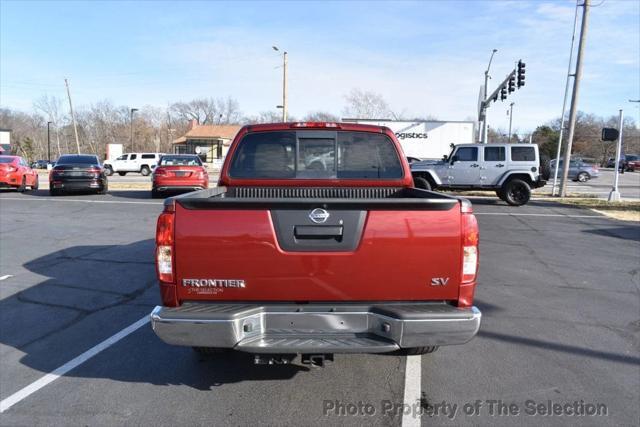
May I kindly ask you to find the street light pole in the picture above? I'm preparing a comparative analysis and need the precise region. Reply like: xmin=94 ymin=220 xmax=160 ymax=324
xmin=508 ymin=102 xmax=514 ymax=142
xmin=272 ymin=46 xmax=288 ymax=122
xmin=481 ymin=49 xmax=498 ymax=144
xmin=551 ymin=3 xmax=580 ymax=196
xmin=47 ymin=121 xmax=52 ymax=162
xmin=130 ymin=108 xmax=138 ymax=152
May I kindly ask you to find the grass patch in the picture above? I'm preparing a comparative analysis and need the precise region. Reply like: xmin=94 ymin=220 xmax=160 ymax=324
xmin=555 ymin=198 xmax=640 ymax=222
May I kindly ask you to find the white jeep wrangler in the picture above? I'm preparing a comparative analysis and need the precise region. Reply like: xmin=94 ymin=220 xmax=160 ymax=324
xmin=411 ymin=143 xmax=549 ymax=206
xmin=103 ymin=153 xmax=162 ymax=176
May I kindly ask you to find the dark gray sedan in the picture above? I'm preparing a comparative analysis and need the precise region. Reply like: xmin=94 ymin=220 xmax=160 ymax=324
xmin=550 ymin=159 xmax=600 ymax=182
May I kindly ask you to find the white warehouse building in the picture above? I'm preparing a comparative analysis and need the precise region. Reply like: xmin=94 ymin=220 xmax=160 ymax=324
xmin=342 ymin=119 xmax=475 ymax=160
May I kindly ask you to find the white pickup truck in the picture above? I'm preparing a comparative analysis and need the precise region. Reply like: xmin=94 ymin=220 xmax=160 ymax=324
xmin=103 ymin=153 xmax=162 ymax=176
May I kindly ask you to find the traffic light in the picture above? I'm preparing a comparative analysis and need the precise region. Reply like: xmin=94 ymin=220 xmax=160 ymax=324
xmin=500 ymin=87 xmax=507 ymax=101
xmin=508 ymin=75 xmax=516 ymax=93
xmin=517 ymin=60 xmax=526 ymax=88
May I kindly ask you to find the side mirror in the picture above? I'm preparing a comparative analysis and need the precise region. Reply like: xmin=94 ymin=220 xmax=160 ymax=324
xmin=451 ymin=156 xmax=458 ymax=164
xmin=442 ymin=155 xmax=448 ymax=161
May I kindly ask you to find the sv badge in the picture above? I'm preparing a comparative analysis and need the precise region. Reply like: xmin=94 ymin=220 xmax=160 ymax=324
xmin=430 ymin=277 xmax=450 ymax=286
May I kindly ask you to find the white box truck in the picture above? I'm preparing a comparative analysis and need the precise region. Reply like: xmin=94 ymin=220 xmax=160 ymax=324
xmin=342 ymin=119 xmax=475 ymax=160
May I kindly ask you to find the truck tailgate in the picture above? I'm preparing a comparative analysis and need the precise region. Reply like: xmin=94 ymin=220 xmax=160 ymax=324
xmin=173 ymin=195 xmax=462 ymax=302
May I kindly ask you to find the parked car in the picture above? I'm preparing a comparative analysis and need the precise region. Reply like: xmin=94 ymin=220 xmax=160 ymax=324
xmin=31 ymin=159 xmax=51 ymax=169
xmin=411 ymin=143 xmax=550 ymax=206
xmin=550 ymin=159 xmax=600 ymax=182
xmin=151 ymin=154 xmax=208 ymax=198
xmin=49 ymin=154 xmax=108 ymax=195
xmin=624 ymin=154 xmax=639 ymax=171
xmin=150 ymin=122 xmax=481 ymax=364
xmin=605 ymin=155 xmax=625 ymax=168
xmin=0 ymin=155 xmax=39 ymax=191
xmin=103 ymin=152 xmax=162 ymax=176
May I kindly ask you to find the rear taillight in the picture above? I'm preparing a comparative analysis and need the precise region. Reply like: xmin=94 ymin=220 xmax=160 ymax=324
xmin=462 ymin=213 xmax=479 ymax=283
xmin=459 ymin=207 xmax=479 ymax=308
xmin=156 ymin=205 xmax=175 ymax=284
xmin=154 ymin=167 xmax=167 ymax=176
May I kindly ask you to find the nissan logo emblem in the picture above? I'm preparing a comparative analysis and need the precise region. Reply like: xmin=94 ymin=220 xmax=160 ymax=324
xmin=309 ymin=208 xmax=330 ymax=224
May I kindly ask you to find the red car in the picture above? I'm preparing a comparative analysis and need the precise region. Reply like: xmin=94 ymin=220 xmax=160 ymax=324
xmin=0 ymin=155 xmax=39 ymax=192
xmin=151 ymin=154 xmax=209 ymax=198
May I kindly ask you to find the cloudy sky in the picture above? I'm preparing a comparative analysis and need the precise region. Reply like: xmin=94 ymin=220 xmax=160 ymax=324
xmin=1 ymin=0 xmax=638 ymax=133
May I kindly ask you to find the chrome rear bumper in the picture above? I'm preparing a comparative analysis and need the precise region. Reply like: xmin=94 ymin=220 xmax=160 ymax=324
xmin=150 ymin=303 xmax=481 ymax=354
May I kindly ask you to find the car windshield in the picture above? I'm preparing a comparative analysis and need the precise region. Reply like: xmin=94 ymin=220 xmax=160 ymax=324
xmin=57 ymin=155 xmax=99 ymax=165
xmin=159 ymin=156 xmax=202 ymax=166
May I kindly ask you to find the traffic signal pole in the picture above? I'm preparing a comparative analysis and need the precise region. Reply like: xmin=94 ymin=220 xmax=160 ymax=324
xmin=478 ymin=60 xmax=525 ymax=144
xmin=607 ymin=109 xmax=624 ymax=202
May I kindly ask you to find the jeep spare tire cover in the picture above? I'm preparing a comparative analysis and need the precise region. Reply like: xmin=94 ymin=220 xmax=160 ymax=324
xmin=539 ymin=154 xmax=551 ymax=181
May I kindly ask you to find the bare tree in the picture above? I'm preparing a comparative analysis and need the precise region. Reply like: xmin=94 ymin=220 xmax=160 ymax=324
xmin=242 ymin=111 xmax=294 ymax=124
xmin=33 ymin=95 xmax=65 ymax=157
xmin=303 ymin=111 xmax=340 ymax=122
xmin=342 ymin=89 xmax=393 ymax=119
xmin=170 ymin=97 xmax=242 ymax=125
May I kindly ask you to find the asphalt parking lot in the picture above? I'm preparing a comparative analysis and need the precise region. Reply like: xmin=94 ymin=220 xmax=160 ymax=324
xmin=0 ymin=190 xmax=638 ymax=426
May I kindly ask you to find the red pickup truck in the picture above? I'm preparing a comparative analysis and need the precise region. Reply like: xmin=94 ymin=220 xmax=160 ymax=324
xmin=151 ymin=122 xmax=481 ymax=364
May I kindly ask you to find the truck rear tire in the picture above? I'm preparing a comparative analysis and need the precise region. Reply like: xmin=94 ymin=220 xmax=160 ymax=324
xmin=503 ymin=179 xmax=531 ymax=206
xmin=103 ymin=166 xmax=113 ymax=176
xmin=398 ymin=346 xmax=439 ymax=356
xmin=413 ymin=176 xmax=431 ymax=190
xmin=140 ymin=165 xmax=151 ymax=176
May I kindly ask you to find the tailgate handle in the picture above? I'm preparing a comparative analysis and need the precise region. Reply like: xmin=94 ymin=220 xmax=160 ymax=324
xmin=294 ymin=225 xmax=343 ymax=239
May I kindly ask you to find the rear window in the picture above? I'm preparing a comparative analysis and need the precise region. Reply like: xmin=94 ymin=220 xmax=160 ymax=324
xmin=511 ymin=146 xmax=535 ymax=161
xmin=141 ymin=154 xmax=156 ymax=159
xmin=484 ymin=146 xmax=505 ymax=161
xmin=0 ymin=157 xmax=14 ymax=164
xmin=57 ymin=155 xmax=99 ymax=165
xmin=160 ymin=155 xmax=202 ymax=166
xmin=228 ymin=131 xmax=403 ymax=179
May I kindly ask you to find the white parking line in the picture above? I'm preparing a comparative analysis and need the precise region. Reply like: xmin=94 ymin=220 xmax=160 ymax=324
xmin=0 ymin=275 xmax=13 ymax=281
xmin=0 ymin=197 xmax=160 ymax=205
xmin=0 ymin=315 xmax=150 ymax=413
xmin=401 ymin=355 xmax=422 ymax=427
xmin=475 ymin=212 xmax=603 ymax=218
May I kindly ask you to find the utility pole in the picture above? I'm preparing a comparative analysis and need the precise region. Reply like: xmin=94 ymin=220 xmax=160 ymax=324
xmin=608 ymin=109 xmax=624 ymax=202
xmin=281 ymin=51 xmax=288 ymax=122
xmin=560 ymin=0 xmax=590 ymax=197
xmin=551 ymin=2 xmax=580 ymax=196
xmin=130 ymin=108 xmax=138 ymax=152
xmin=64 ymin=78 xmax=81 ymax=154
xmin=481 ymin=49 xmax=498 ymax=144
xmin=508 ymin=102 xmax=514 ymax=142
xmin=166 ymin=109 xmax=172 ymax=150
xmin=272 ymin=46 xmax=288 ymax=122
xmin=47 ymin=121 xmax=52 ymax=162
